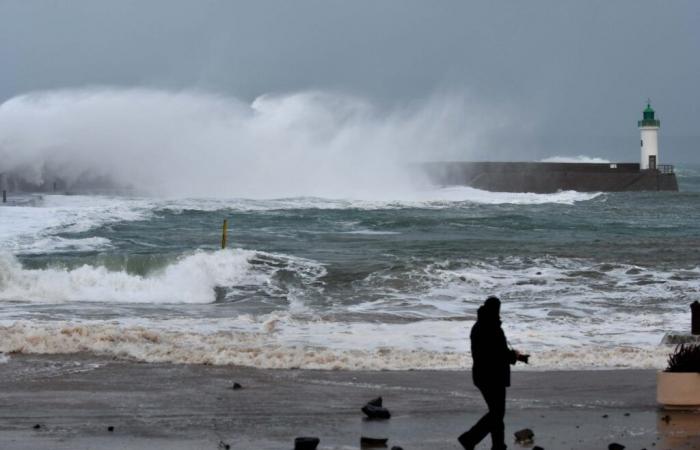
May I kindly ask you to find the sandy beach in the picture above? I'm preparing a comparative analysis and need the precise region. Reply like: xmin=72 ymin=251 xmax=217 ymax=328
xmin=0 ymin=354 xmax=695 ymax=450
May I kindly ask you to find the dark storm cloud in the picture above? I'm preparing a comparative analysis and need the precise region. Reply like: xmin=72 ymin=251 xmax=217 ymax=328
xmin=1 ymin=0 xmax=698 ymax=161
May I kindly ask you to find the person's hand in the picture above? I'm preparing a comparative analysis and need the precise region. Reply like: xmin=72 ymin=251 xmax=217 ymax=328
xmin=516 ymin=352 xmax=530 ymax=364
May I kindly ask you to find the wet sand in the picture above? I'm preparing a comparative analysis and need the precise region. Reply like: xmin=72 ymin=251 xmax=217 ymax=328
xmin=0 ymin=354 xmax=698 ymax=449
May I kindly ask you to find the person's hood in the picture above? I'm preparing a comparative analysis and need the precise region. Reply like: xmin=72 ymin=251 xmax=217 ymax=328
xmin=477 ymin=303 xmax=501 ymax=325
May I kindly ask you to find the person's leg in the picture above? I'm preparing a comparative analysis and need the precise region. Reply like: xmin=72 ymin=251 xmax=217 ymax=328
xmin=457 ymin=385 xmax=492 ymax=449
xmin=483 ymin=385 xmax=507 ymax=450
xmin=458 ymin=412 xmax=490 ymax=449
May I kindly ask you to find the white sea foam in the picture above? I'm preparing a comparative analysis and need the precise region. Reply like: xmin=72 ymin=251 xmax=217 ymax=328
xmin=349 ymin=257 xmax=699 ymax=320
xmin=0 ymin=249 xmax=325 ymax=304
xmin=0 ymin=318 xmax=673 ymax=370
xmin=0 ymin=194 xmax=152 ymax=254
xmin=541 ymin=155 xmax=611 ymax=163
xmin=152 ymin=188 xmax=601 ymax=212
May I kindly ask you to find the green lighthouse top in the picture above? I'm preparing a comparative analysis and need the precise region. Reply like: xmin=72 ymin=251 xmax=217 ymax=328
xmin=639 ymin=101 xmax=660 ymax=127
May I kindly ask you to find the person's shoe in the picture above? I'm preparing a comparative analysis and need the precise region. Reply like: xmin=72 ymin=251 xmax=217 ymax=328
xmin=457 ymin=432 xmax=475 ymax=450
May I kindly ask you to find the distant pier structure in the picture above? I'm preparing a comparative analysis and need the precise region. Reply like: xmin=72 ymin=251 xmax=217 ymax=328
xmin=421 ymin=102 xmax=679 ymax=193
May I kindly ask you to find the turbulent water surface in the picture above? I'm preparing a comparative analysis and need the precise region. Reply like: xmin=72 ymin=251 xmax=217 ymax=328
xmin=1 ymin=169 xmax=699 ymax=370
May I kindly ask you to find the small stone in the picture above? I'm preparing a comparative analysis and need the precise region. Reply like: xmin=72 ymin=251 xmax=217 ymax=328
xmin=294 ymin=437 xmax=320 ymax=450
xmin=362 ymin=404 xmax=391 ymax=420
xmin=391 ymin=447 xmax=403 ymax=450
xmin=218 ymin=441 xmax=231 ymax=450
xmin=514 ymin=428 xmax=534 ymax=444
xmin=624 ymin=412 xmax=630 ymax=416
xmin=459 ymin=276 xmax=467 ymax=281
xmin=32 ymin=424 xmax=41 ymax=429
xmin=367 ymin=396 xmax=383 ymax=407
xmin=533 ymin=447 xmax=544 ymax=450
xmin=608 ymin=444 xmax=625 ymax=450
xmin=232 ymin=382 xmax=242 ymax=390
xmin=602 ymin=414 xmax=609 ymax=418
xmin=360 ymin=436 xmax=388 ymax=448
xmin=107 ymin=426 xmax=114 ymax=432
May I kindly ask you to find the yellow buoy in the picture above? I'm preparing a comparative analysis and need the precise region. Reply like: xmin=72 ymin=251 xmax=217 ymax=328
xmin=221 ymin=219 xmax=228 ymax=249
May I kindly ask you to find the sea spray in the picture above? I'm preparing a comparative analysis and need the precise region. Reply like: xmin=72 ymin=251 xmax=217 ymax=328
xmin=0 ymin=88 xmax=516 ymax=198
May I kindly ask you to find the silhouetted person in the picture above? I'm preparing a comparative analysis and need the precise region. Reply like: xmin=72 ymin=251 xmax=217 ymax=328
xmin=458 ymin=296 xmax=529 ymax=450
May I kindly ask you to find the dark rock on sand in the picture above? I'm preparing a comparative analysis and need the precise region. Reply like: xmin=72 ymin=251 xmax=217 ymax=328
xmin=362 ymin=403 xmax=391 ymax=419
xmin=367 ymin=396 xmax=383 ymax=407
xmin=294 ymin=436 xmax=320 ymax=450
xmin=360 ymin=436 xmax=388 ymax=448
xmin=232 ymin=382 xmax=242 ymax=390
xmin=107 ymin=426 xmax=114 ymax=432
xmin=608 ymin=443 xmax=625 ymax=450
xmin=391 ymin=447 xmax=403 ymax=450
xmin=218 ymin=441 xmax=231 ymax=450
xmin=32 ymin=424 xmax=41 ymax=429
xmin=362 ymin=397 xmax=391 ymax=419
xmin=602 ymin=414 xmax=609 ymax=418
xmin=533 ymin=446 xmax=544 ymax=450
xmin=514 ymin=428 xmax=534 ymax=444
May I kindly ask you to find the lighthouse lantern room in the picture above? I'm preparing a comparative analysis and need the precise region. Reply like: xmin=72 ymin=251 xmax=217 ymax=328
xmin=638 ymin=101 xmax=661 ymax=170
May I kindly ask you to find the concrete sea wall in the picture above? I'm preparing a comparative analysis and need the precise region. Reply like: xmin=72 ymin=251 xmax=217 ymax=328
xmin=422 ymin=162 xmax=679 ymax=193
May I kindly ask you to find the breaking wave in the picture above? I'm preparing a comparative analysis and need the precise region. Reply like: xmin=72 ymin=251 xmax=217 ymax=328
xmin=0 ymin=319 xmax=671 ymax=370
xmin=0 ymin=250 xmax=325 ymax=304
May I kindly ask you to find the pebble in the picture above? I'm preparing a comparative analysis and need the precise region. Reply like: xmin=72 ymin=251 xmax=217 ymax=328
xmin=232 ymin=382 xmax=242 ymax=390
xmin=367 ymin=397 xmax=383 ymax=407
xmin=294 ymin=436 xmax=320 ymax=450
xmin=361 ymin=436 xmax=388 ymax=448
xmin=362 ymin=404 xmax=391 ymax=419
xmin=514 ymin=428 xmax=534 ymax=444
xmin=362 ymin=397 xmax=391 ymax=419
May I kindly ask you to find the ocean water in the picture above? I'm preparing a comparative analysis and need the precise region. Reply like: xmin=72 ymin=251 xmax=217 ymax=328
xmin=1 ymin=169 xmax=699 ymax=371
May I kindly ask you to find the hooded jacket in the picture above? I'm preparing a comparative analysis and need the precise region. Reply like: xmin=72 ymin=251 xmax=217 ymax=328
xmin=470 ymin=302 xmax=517 ymax=388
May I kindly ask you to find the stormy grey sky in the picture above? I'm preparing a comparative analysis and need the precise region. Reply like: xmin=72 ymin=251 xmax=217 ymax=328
xmin=1 ymin=0 xmax=698 ymax=162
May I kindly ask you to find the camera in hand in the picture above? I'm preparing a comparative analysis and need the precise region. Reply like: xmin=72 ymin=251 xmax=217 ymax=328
xmin=517 ymin=353 xmax=530 ymax=364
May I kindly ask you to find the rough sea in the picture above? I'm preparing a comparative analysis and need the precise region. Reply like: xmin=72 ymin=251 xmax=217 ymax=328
xmin=1 ymin=168 xmax=699 ymax=371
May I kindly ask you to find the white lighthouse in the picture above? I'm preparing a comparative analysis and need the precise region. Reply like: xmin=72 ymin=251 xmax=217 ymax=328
xmin=638 ymin=101 xmax=660 ymax=170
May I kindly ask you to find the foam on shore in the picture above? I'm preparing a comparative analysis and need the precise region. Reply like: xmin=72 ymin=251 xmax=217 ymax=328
xmin=0 ymin=318 xmax=672 ymax=370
